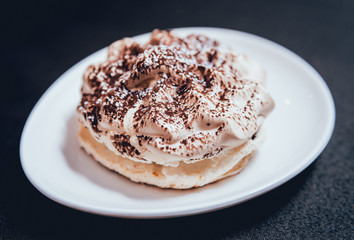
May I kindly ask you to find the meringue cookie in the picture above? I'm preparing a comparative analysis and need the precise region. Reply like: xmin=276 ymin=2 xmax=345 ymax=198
xmin=77 ymin=29 xmax=274 ymax=188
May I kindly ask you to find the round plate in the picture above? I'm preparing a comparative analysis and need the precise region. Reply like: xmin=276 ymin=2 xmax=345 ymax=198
xmin=20 ymin=27 xmax=335 ymax=218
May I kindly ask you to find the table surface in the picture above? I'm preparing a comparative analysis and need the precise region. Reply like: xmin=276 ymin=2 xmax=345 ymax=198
xmin=0 ymin=0 xmax=353 ymax=239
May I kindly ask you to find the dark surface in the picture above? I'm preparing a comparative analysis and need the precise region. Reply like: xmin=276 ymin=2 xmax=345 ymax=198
xmin=0 ymin=0 xmax=353 ymax=239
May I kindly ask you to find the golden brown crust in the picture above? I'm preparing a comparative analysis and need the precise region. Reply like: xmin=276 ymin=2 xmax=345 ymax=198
xmin=78 ymin=125 xmax=256 ymax=189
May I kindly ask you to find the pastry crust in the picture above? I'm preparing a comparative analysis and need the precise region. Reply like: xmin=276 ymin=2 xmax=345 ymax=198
xmin=78 ymin=125 xmax=260 ymax=189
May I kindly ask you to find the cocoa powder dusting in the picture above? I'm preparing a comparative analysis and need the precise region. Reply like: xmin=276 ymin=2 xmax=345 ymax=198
xmin=77 ymin=29 xmax=272 ymax=161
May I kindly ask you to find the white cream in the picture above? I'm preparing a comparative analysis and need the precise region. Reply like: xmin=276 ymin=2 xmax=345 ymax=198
xmin=78 ymin=30 xmax=274 ymax=167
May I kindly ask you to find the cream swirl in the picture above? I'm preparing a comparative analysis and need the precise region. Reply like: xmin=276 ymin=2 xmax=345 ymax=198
xmin=77 ymin=29 xmax=274 ymax=167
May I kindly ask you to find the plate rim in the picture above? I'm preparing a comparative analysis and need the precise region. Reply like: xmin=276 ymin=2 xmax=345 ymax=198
xmin=19 ymin=27 xmax=336 ymax=218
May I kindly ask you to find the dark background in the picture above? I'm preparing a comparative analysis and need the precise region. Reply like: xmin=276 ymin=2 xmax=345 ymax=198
xmin=0 ymin=0 xmax=353 ymax=239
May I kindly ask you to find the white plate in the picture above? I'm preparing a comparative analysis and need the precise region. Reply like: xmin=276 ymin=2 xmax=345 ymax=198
xmin=20 ymin=27 xmax=335 ymax=218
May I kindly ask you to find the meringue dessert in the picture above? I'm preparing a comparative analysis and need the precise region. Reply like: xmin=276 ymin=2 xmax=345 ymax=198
xmin=77 ymin=29 xmax=274 ymax=189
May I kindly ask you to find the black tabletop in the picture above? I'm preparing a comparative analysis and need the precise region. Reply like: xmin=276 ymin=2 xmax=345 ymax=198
xmin=0 ymin=0 xmax=353 ymax=239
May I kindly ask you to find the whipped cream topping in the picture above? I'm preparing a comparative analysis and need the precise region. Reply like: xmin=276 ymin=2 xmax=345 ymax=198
xmin=77 ymin=29 xmax=274 ymax=167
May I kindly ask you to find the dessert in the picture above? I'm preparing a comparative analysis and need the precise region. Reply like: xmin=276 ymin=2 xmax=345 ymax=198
xmin=77 ymin=29 xmax=274 ymax=189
